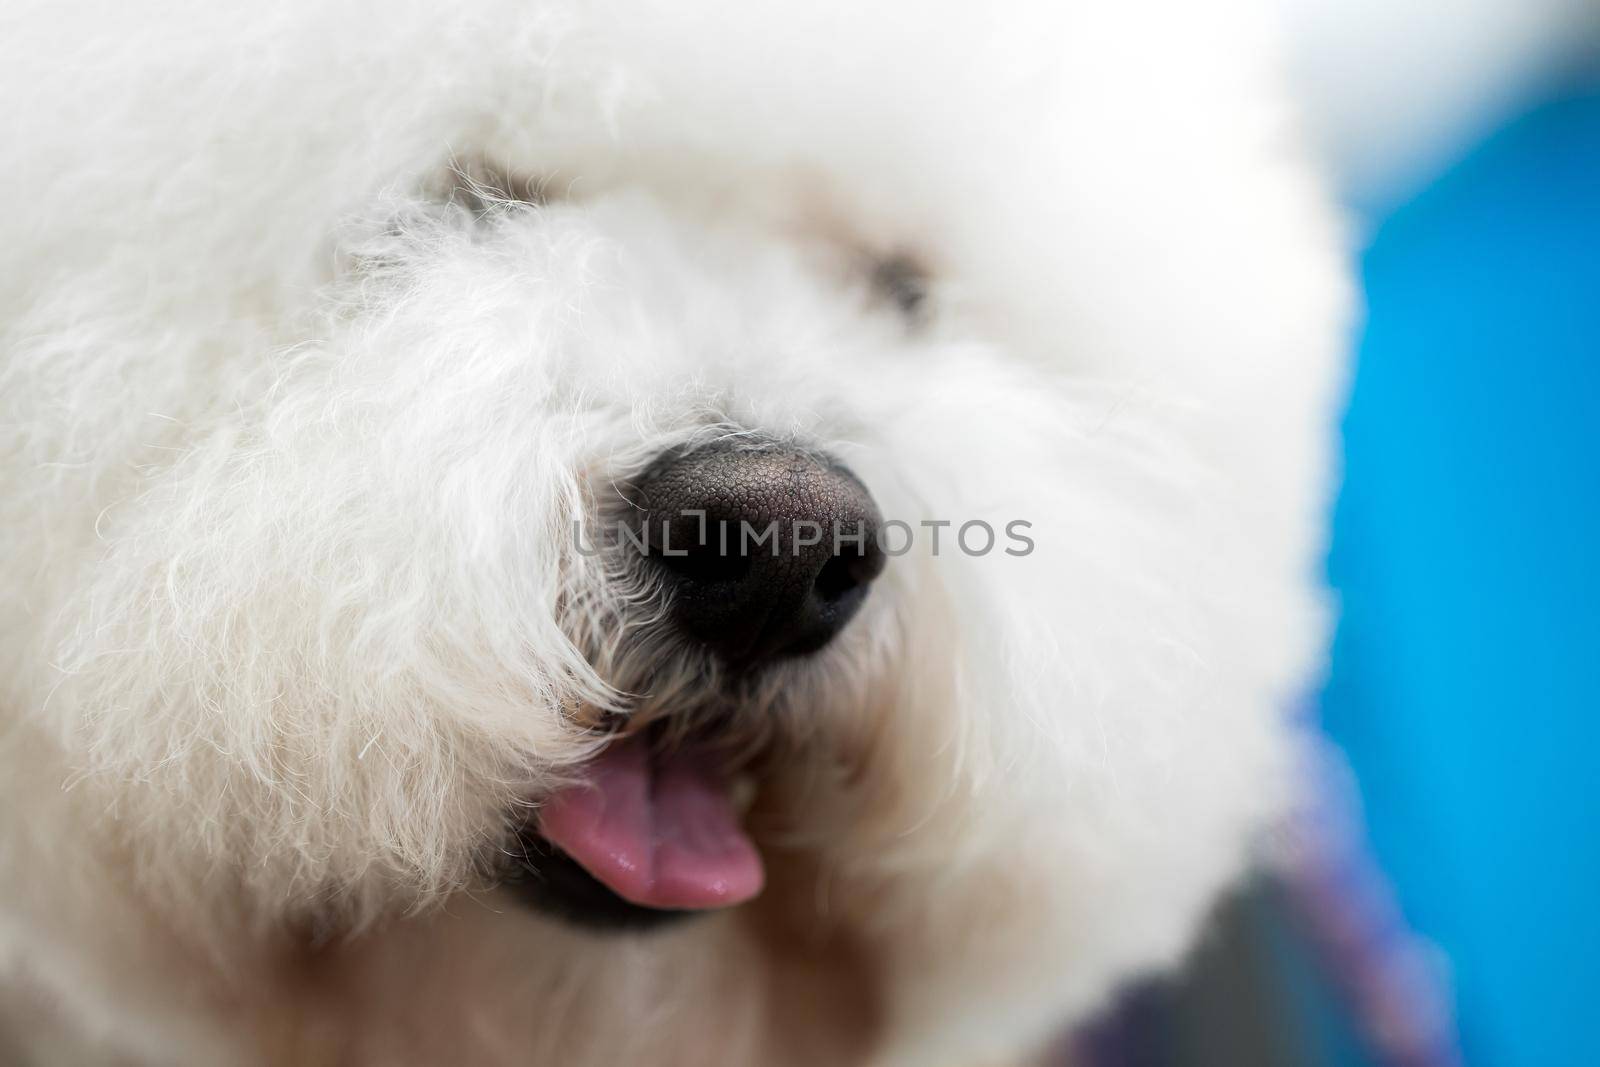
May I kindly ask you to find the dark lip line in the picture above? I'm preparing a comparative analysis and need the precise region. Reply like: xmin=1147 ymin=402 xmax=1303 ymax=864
xmin=581 ymin=699 xmax=767 ymax=768
xmin=501 ymin=826 xmax=700 ymax=931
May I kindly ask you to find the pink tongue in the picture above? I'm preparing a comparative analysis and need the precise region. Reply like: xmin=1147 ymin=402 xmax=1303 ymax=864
xmin=536 ymin=735 xmax=764 ymax=910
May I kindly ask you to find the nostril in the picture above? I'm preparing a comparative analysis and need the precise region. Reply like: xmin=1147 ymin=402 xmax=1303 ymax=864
xmin=814 ymin=554 xmax=857 ymax=603
xmin=813 ymin=546 xmax=883 ymax=604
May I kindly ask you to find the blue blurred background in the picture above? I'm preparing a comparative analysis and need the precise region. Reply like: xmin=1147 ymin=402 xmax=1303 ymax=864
xmin=1323 ymin=79 xmax=1600 ymax=1067
xmin=1077 ymin=14 xmax=1599 ymax=1067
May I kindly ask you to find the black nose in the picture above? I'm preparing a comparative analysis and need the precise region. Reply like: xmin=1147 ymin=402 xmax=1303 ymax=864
xmin=623 ymin=446 xmax=886 ymax=666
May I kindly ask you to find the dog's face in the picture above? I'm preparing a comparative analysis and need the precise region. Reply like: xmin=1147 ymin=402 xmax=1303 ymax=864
xmin=46 ymin=171 xmax=1308 ymax=998
xmin=1 ymin=2 xmax=1348 ymax=1060
xmin=58 ymin=186 xmax=1082 ymax=921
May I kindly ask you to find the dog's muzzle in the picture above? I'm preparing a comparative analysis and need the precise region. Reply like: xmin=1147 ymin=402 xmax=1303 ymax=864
xmin=504 ymin=444 xmax=886 ymax=930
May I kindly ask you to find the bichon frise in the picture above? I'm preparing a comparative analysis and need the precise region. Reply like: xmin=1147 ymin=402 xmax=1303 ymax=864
xmin=0 ymin=1 xmax=1348 ymax=1063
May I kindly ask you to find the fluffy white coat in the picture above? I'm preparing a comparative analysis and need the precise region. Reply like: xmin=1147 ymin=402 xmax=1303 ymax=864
xmin=0 ymin=1 xmax=1348 ymax=1063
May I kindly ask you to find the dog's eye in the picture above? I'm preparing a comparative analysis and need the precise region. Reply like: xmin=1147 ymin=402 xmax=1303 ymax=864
xmin=434 ymin=159 xmax=550 ymax=216
xmin=871 ymin=253 xmax=930 ymax=321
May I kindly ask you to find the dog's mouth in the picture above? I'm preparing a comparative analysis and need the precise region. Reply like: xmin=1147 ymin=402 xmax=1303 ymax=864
xmin=504 ymin=728 xmax=764 ymax=930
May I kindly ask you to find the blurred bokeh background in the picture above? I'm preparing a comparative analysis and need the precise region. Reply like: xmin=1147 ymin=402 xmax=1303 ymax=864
xmin=1075 ymin=4 xmax=1600 ymax=1065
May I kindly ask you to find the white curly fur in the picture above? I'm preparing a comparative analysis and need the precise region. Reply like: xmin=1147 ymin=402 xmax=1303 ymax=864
xmin=0 ymin=1 xmax=1349 ymax=1064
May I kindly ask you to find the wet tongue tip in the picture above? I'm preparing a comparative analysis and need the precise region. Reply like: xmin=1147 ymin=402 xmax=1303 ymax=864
xmin=535 ymin=734 xmax=764 ymax=910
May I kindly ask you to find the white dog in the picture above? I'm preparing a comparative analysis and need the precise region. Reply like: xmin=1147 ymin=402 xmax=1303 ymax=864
xmin=0 ymin=1 xmax=1347 ymax=1064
